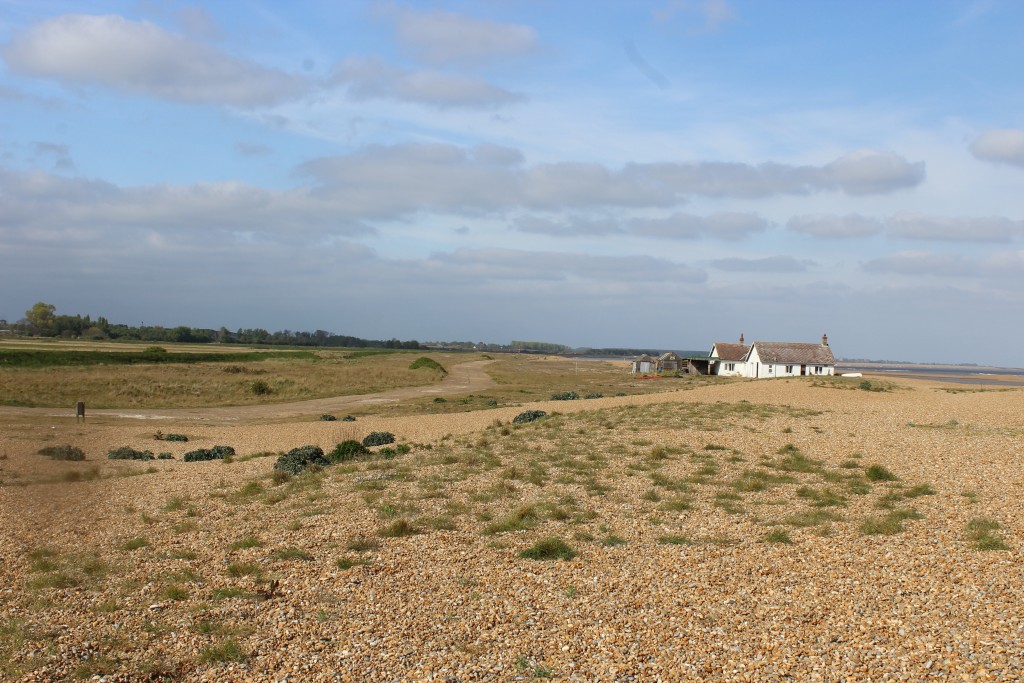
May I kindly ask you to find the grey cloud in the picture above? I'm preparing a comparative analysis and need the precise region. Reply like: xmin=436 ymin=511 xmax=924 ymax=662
xmin=2 ymin=14 xmax=308 ymax=106
xmin=710 ymin=256 xmax=814 ymax=272
xmin=384 ymin=6 xmax=539 ymax=66
xmin=970 ymin=128 xmax=1024 ymax=169
xmin=863 ymin=251 xmax=981 ymax=278
xmin=514 ymin=211 xmax=767 ymax=240
xmin=32 ymin=142 xmax=74 ymax=170
xmin=300 ymin=143 xmax=923 ymax=219
xmin=234 ymin=142 xmax=272 ymax=157
xmin=330 ymin=56 xmax=521 ymax=108
xmin=631 ymin=212 xmax=768 ymax=240
xmin=787 ymin=213 xmax=884 ymax=238
xmin=0 ymin=167 xmax=373 ymax=241
xmin=427 ymin=248 xmax=706 ymax=284
xmin=888 ymin=212 xmax=1024 ymax=243
xmin=515 ymin=216 xmax=622 ymax=237
xmin=629 ymin=149 xmax=923 ymax=198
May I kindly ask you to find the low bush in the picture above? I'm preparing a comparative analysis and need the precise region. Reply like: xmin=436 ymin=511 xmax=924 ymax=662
xmin=108 ymin=446 xmax=154 ymax=461
xmin=183 ymin=445 xmax=236 ymax=462
xmin=409 ymin=357 xmax=447 ymax=375
xmin=318 ymin=414 xmax=337 ymax=422
xmin=250 ymin=380 xmax=272 ymax=395
xmin=273 ymin=445 xmax=328 ymax=476
xmin=584 ymin=393 xmax=604 ymax=399
xmin=866 ymin=464 xmax=899 ymax=482
xmin=329 ymin=440 xmax=369 ymax=463
xmin=164 ymin=433 xmax=188 ymax=442
xmin=512 ymin=410 xmax=547 ymax=424
xmin=341 ymin=415 xmax=356 ymax=422
xmin=38 ymin=444 xmax=86 ymax=461
xmin=143 ymin=346 xmax=167 ymax=354
xmin=550 ymin=391 xmax=579 ymax=401
xmin=363 ymin=431 xmax=396 ymax=447
xmin=157 ymin=452 xmax=174 ymax=460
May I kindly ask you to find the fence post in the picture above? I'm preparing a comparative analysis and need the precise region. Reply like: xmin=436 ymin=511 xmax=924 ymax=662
xmin=76 ymin=401 xmax=85 ymax=422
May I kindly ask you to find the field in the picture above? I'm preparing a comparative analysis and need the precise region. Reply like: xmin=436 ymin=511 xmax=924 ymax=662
xmin=1 ymin=344 xmax=1022 ymax=681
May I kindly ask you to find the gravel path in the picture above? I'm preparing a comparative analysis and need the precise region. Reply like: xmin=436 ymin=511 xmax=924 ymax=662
xmin=1 ymin=377 xmax=1022 ymax=681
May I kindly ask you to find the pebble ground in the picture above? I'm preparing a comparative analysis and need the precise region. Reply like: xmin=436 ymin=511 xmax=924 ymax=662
xmin=1 ymin=376 xmax=1021 ymax=681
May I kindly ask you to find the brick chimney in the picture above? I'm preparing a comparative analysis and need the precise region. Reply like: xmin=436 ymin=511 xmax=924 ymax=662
xmin=822 ymin=333 xmax=828 ymax=347
xmin=739 ymin=333 xmax=745 ymax=345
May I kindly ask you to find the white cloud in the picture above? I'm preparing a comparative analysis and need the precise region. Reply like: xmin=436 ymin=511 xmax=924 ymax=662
xmin=330 ymin=56 xmax=522 ymax=109
xmin=1 ymin=14 xmax=308 ymax=106
xmin=383 ymin=6 xmax=539 ymax=66
xmin=887 ymin=212 xmax=1024 ymax=243
xmin=654 ymin=0 xmax=737 ymax=32
xmin=787 ymin=213 xmax=884 ymax=238
xmin=970 ymin=128 xmax=1024 ymax=169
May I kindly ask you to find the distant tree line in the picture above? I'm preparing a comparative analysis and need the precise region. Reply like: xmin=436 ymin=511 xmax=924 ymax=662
xmin=8 ymin=302 xmax=422 ymax=349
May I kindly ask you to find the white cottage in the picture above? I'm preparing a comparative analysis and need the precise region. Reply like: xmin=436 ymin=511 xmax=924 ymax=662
xmin=709 ymin=334 xmax=751 ymax=377
xmin=709 ymin=334 xmax=835 ymax=378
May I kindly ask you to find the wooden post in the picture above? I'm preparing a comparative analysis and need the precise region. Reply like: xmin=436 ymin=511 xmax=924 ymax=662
xmin=76 ymin=401 xmax=85 ymax=422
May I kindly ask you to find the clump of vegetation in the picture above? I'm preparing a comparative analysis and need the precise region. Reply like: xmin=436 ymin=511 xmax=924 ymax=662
xmin=341 ymin=415 xmax=356 ymax=422
xmin=363 ymin=431 xmax=396 ymax=447
xmin=966 ymin=517 xmax=1009 ymax=550
xmin=433 ymin=397 xmax=447 ymax=403
xmin=865 ymin=464 xmax=899 ymax=482
xmin=378 ymin=518 xmax=419 ymax=537
xmin=143 ymin=346 xmax=167 ymax=354
xmin=550 ymin=391 xmax=579 ymax=401
xmin=584 ymin=393 xmax=604 ymax=399
xmin=157 ymin=452 xmax=173 ymax=460
xmin=38 ymin=444 xmax=85 ymax=461
xmin=328 ymin=440 xmax=370 ymax=462
xmin=763 ymin=529 xmax=793 ymax=545
xmin=273 ymin=445 xmax=328 ymax=476
xmin=513 ymin=410 xmax=547 ymax=424
xmin=859 ymin=508 xmax=922 ymax=535
xmin=318 ymin=414 xmax=337 ymax=422
xmin=409 ymin=357 xmax=447 ymax=375
xmin=520 ymin=537 xmax=576 ymax=561
xmin=858 ymin=380 xmax=888 ymax=392
xmin=107 ymin=446 xmax=154 ymax=461
xmin=198 ymin=639 xmax=247 ymax=663
xmin=250 ymin=380 xmax=272 ymax=395
xmin=182 ymin=445 xmax=235 ymax=462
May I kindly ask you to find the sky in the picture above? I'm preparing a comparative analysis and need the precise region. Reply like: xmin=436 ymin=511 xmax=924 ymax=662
xmin=1 ymin=1 xmax=1022 ymax=366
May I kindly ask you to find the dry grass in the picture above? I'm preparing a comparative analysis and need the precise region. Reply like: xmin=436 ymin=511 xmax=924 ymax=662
xmin=0 ymin=344 xmax=462 ymax=409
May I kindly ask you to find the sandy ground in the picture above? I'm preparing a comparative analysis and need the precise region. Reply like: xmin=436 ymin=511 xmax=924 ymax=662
xmin=1 ymin=376 xmax=1022 ymax=681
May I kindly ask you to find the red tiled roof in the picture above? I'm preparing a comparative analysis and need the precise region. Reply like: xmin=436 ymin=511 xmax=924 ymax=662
xmin=751 ymin=342 xmax=835 ymax=365
xmin=713 ymin=343 xmax=750 ymax=361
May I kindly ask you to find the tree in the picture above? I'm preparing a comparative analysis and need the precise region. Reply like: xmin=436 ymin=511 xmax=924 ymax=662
xmin=25 ymin=302 xmax=56 ymax=336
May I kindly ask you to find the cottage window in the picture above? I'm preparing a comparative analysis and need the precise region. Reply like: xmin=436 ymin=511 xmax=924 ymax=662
xmin=725 ymin=363 xmax=735 ymax=371
xmin=785 ymin=365 xmax=793 ymax=373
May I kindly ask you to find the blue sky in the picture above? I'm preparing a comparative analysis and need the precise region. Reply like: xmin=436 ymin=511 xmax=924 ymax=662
xmin=1 ymin=1 xmax=1022 ymax=365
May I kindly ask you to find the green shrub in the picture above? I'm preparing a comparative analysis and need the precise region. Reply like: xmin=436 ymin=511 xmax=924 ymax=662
xmin=584 ymin=393 xmax=604 ymax=399
xmin=520 ymin=537 xmax=576 ymax=561
xmin=143 ymin=346 xmax=167 ymax=354
xmin=341 ymin=415 xmax=356 ymax=422
xmin=550 ymin=391 xmax=579 ymax=401
xmin=183 ymin=445 xmax=235 ymax=463
xmin=363 ymin=431 xmax=396 ymax=447
xmin=409 ymin=357 xmax=447 ymax=375
xmin=157 ymin=452 xmax=173 ymax=460
xmin=328 ymin=440 xmax=369 ymax=463
xmin=108 ymin=446 xmax=154 ymax=461
xmin=38 ymin=444 xmax=86 ymax=461
xmin=164 ymin=434 xmax=188 ymax=442
xmin=318 ymin=414 xmax=337 ymax=422
xmin=866 ymin=464 xmax=898 ymax=482
xmin=250 ymin=380 xmax=272 ymax=395
xmin=273 ymin=445 xmax=328 ymax=475
xmin=512 ymin=410 xmax=547 ymax=424
xmin=432 ymin=397 xmax=447 ymax=403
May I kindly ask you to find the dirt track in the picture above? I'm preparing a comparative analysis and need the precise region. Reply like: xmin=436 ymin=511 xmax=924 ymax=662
xmin=0 ymin=360 xmax=496 ymax=423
